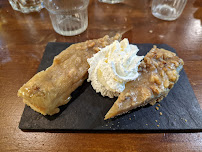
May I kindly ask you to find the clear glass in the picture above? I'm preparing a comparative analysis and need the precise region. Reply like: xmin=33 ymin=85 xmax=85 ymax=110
xmin=98 ymin=0 xmax=124 ymax=4
xmin=152 ymin=0 xmax=187 ymax=21
xmin=43 ymin=0 xmax=89 ymax=36
xmin=8 ymin=0 xmax=44 ymax=13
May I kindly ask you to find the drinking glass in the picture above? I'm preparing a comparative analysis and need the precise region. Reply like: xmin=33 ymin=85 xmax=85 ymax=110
xmin=152 ymin=0 xmax=187 ymax=21
xmin=43 ymin=0 xmax=89 ymax=36
xmin=8 ymin=0 xmax=44 ymax=13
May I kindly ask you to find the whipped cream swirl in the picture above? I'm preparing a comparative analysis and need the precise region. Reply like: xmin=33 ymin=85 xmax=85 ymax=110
xmin=87 ymin=38 xmax=144 ymax=98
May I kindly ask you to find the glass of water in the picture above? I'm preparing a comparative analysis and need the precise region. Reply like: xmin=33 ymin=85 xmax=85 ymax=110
xmin=151 ymin=0 xmax=187 ymax=21
xmin=43 ymin=0 xmax=89 ymax=36
xmin=8 ymin=0 xmax=44 ymax=13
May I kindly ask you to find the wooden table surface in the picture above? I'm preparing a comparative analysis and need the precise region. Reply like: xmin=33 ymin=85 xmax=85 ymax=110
xmin=0 ymin=0 xmax=202 ymax=151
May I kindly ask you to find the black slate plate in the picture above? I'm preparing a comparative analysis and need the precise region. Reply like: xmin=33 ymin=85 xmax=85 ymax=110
xmin=19 ymin=43 xmax=202 ymax=132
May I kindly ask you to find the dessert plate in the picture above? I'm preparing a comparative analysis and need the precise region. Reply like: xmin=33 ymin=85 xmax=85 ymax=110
xmin=19 ymin=43 xmax=202 ymax=132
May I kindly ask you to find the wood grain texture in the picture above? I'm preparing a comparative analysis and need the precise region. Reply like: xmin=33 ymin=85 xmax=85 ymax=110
xmin=0 ymin=0 xmax=201 ymax=151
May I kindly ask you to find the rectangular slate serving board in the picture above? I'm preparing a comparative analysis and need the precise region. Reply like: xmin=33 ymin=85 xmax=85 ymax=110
xmin=19 ymin=43 xmax=202 ymax=132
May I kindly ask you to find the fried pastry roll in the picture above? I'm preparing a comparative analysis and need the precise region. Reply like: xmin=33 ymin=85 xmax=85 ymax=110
xmin=18 ymin=34 xmax=122 ymax=115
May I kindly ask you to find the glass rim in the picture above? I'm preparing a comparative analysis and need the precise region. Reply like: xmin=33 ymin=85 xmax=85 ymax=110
xmin=44 ymin=0 xmax=89 ymax=14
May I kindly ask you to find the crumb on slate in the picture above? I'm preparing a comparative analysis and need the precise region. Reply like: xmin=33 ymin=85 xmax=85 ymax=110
xmin=155 ymin=120 xmax=158 ymax=122
xmin=156 ymin=107 xmax=159 ymax=110
xmin=157 ymin=125 xmax=159 ymax=127
xmin=157 ymin=104 xmax=161 ymax=107
xmin=160 ymin=112 xmax=162 ymax=116
xmin=181 ymin=118 xmax=188 ymax=122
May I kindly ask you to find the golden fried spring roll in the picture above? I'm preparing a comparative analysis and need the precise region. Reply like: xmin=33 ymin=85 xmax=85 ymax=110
xmin=18 ymin=34 xmax=122 ymax=115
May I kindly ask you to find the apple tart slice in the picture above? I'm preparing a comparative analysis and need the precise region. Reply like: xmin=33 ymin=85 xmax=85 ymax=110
xmin=105 ymin=46 xmax=184 ymax=120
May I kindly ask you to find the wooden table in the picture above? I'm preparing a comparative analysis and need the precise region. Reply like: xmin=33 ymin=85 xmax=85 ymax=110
xmin=0 ymin=0 xmax=201 ymax=151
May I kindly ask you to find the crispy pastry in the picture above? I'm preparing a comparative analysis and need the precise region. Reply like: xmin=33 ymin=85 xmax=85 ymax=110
xmin=18 ymin=34 xmax=122 ymax=115
xmin=105 ymin=46 xmax=184 ymax=120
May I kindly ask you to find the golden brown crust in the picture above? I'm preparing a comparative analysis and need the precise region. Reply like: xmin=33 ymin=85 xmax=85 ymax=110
xmin=18 ymin=34 xmax=122 ymax=115
xmin=105 ymin=46 xmax=184 ymax=120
